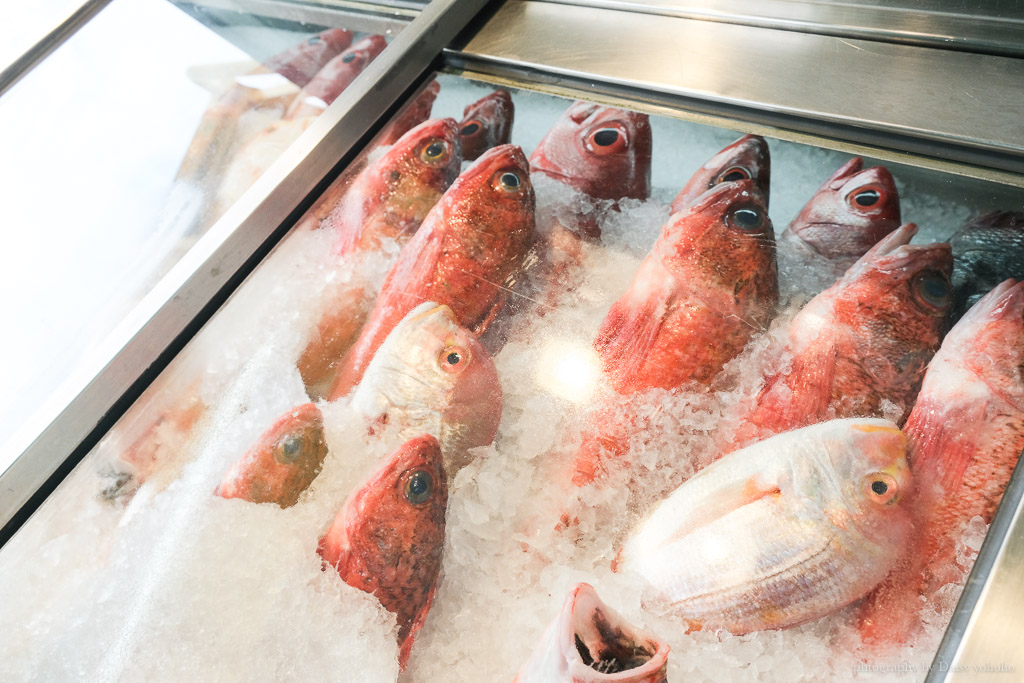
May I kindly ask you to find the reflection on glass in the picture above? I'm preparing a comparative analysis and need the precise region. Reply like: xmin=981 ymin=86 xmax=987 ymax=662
xmin=2 ymin=70 xmax=1023 ymax=682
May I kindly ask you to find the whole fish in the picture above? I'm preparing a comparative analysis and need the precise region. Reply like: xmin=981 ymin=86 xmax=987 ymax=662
xmin=296 ymin=118 xmax=462 ymax=395
xmin=284 ymin=35 xmax=388 ymax=120
xmin=950 ymin=211 xmax=1024 ymax=319
xmin=328 ymin=144 xmax=536 ymax=397
xmin=350 ymin=301 xmax=502 ymax=472
xmin=596 ymin=180 xmax=778 ymax=395
xmin=318 ymin=434 xmax=448 ymax=670
xmin=857 ymin=279 xmax=1024 ymax=646
xmin=731 ymin=223 xmax=952 ymax=449
xmin=214 ymin=403 xmax=328 ymax=508
xmin=618 ymin=419 xmax=914 ymax=634
xmin=778 ymin=157 xmax=901 ymax=295
xmin=530 ymin=101 xmax=652 ymax=241
xmin=514 ymin=583 xmax=670 ymax=683
xmin=175 ymin=28 xmax=353 ymax=191
xmin=458 ymin=89 xmax=514 ymax=161
xmin=376 ymin=80 xmax=442 ymax=148
xmin=572 ymin=180 xmax=778 ymax=486
xmin=670 ymin=134 xmax=771 ymax=213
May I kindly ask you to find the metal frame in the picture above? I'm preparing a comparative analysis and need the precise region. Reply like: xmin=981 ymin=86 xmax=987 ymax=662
xmin=0 ymin=0 xmax=492 ymax=546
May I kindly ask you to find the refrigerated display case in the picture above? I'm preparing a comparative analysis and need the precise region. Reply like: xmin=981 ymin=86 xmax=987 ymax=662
xmin=1 ymin=0 xmax=1023 ymax=681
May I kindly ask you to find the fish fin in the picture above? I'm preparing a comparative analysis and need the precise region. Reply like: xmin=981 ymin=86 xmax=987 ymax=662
xmin=471 ymin=289 xmax=507 ymax=335
xmin=397 ymin=579 xmax=438 ymax=670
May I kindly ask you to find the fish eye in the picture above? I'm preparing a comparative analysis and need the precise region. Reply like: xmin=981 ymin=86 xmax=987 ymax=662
xmin=912 ymin=271 xmax=952 ymax=314
xmin=493 ymin=170 xmax=524 ymax=193
xmin=276 ymin=434 xmax=306 ymax=464
xmin=341 ymin=52 xmax=357 ymax=63
xmin=715 ymin=166 xmax=751 ymax=185
xmin=726 ymin=206 xmax=765 ymax=233
xmin=863 ymin=472 xmax=899 ymax=505
xmin=404 ymin=469 xmax=434 ymax=505
xmin=586 ymin=126 xmax=628 ymax=155
xmin=438 ymin=344 xmax=470 ymax=373
xmin=420 ymin=140 xmax=450 ymax=163
xmin=460 ymin=121 xmax=482 ymax=136
xmin=848 ymin=185 xmax=886 ymax=211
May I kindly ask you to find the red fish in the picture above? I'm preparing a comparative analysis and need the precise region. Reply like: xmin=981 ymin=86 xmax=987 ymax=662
xmin=284 ymin=35 xmax=388 ymax=120
xmin=856 ymin=279 xmax=1024 ymax=647
xmin=670 ymin=134 xmax=771 ymax=213
xmin=328 ymin=144 xmax=537 ymax=398
xmin=778 ymin=157 xmax=902 ymax=294
xmin=530 ymin=101 xmax=651 ymax=240
xmin=263 ymin=28 xmax=357 ymax=87
xmin=296 ymin=118 xmax=462 ymax=395
xmin=376 ymin=80 xmax=442 ymax=148
xmin=214 ymin=403 xmax=328 ymax=508
xmin=458 ymin=89 xmax=514 ymax=161
xmin=318 ymin=434 xmax=447 ymax=670
xmin=514 ymin=583 xmax=670 ymax=683
xmin=731 ymin=223 xmax=952 ymax=450
xmin=573 ymin=180 xmax=778 ymax=486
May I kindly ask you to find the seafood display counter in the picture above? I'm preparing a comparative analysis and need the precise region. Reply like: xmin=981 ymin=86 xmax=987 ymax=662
xmin=2 ymin=1 xmax=1023 ymax=681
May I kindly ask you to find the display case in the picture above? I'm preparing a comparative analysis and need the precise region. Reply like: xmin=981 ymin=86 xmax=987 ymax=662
xmin=2 ymin=1 xmax=1023 ymax=681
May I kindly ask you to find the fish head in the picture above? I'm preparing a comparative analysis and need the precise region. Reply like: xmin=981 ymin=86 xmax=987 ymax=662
xmin=950 ymin=211 xmax=1024 ymax=317
xmin=335 ymin=34 xmax=388 ymax=73
xmin=670 ymin=134 xmax=771 ymax=213
xmin=658 ymin=179 xmax=778 ymax=313
xmin=375 ymin=116 xmax=461 ymax=202
xmin=318 ymin=434 xmax=448 ymax=668
xmin=459 ymin=89 xmax=515 ymax=161
xmin=816 ymin=419 xmax=914 ymax=543
xmin=214 ymin=403 xmax=328 ymax=508
xmin=267 ymin=28 xmax=355 ymax=86
xmin=830 ymin=223 xmax=954 ymax=343
xmin=353 ymin=302 xmax=502 ymax=468
xmin=376 ymin=80 xmax=441 ymax=147
xmin=787 ymin=158 xmax=902 ymax=262
xmin=516 ymin=582 xmax=669 ymax=683
xmin=945 ymin=279 xmax=1024 ymax=411
xmin=529 ymin=101 xmax=652 ymax=201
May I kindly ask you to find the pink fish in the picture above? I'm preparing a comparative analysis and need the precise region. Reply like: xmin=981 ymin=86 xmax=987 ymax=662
xmin=515 ymin=583 xmax=670 ymax=683
xmin=857 ymin=279 xmax=1024 ymax=647
xmin=215 ymin=403 xmax=328 ymax=508
xmin=284 ymin=35 xmax=388 ymax=120
xmin=318 ymin=434 xmax=447 ymax=669
xmin=376 ymin=80 xmax=442 ymax=148
xmin=458 ymin=89 xmax=514 ymax=161
xmin=670 ymin=134 xmax=771 ymax=213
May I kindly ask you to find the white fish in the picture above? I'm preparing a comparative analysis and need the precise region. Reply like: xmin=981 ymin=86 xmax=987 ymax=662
xmin=618 ymin=418 xmax=913 ymax=634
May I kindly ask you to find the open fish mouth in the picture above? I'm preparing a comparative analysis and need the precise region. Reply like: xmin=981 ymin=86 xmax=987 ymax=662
xmin=569 ymin=583 xmax=669 ymax=679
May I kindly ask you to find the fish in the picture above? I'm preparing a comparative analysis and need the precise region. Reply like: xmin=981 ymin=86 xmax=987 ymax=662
xmin=669 ymin=134 xmax=771 ymax=213
xmin=856 ymin=279 xmax=1024 ymax=647
xmin=595 ymin=180 xmax=778 ymax=395
xmin=950 ymin=211 xmax=1024 ymax=319
xmin=349 ymin=301 xmax=502 ymax=472
xmin=617 ymin=418 xmax=914 ymax=635
xmin=328 ymin=144 xmax=536 ymax=397
xmin=376 ymin=80 xmax=442 ymax=148
xmin=174 ymin=28 xmax=353 ymax=192
xmin=458 ymin=89 xmax=514 ymax=161
xmin=214 ymin=403 xmax=328 ymax=508
xmin=283 ymin=35 xmax=388 ymax=120
xmin=295 ymin=118 xmax=462 ymax=395
xmin=778 ymin=157 xmax=902 ymax=295
xmin=571 ymin=180 xmax=778 ymax=486
xmin=514 ymin=583 xmax=670 ymax=683
xmin=731 ymin=223 xmax=952 ymax=449
xmin=318 ymin=434 xmax=448 ymax=670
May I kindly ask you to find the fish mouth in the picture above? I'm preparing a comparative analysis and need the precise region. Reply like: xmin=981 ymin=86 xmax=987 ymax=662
xmin=567 ymin=583 xmax=669 ymax=679
xmin=824 ymin=157 xmax=864 ymax=188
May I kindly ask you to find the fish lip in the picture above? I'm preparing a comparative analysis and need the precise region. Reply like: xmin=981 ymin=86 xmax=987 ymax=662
xmin=563 ymin=583 xmax=670 ymax=679
xmin=825 ymin=157 xmax=865 ymax=188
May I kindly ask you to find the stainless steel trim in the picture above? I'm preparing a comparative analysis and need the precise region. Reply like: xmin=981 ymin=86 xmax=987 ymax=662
xmin=0 ymin=0 xmax=114 ymax=99
xmin=448 ymin=0 xmax=1024 ymax=176
xmin=928 ymin=454 xmax=1024 ymax=681
xmin=0 ymin=0 xmax=490 ymax=544
xmin=177 ymin=0 xmax=419 ymax=35
xmin=534 ymin=0 xmax=1024 ymax=57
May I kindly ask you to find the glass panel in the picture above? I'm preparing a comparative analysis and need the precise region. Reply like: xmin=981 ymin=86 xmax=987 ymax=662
xmin=3 ymin=70 xmax=1023 ymax=681
xmin=0 ymin=0 xmax=400 ymax=469
xmin=0 ymin=0 xmax=92 ymax=73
